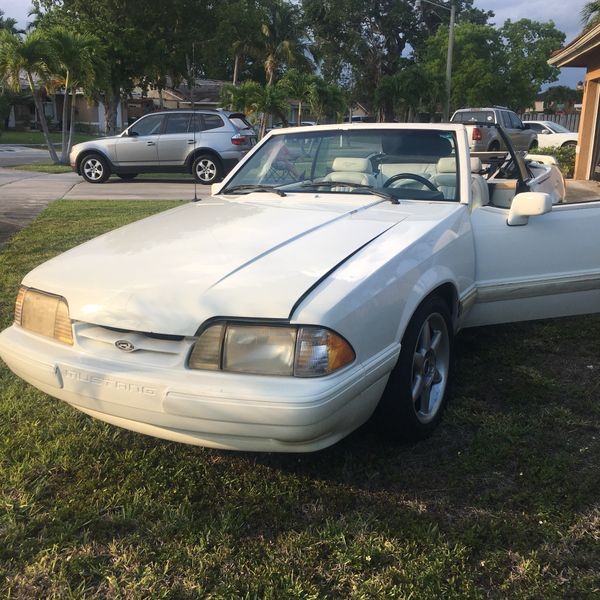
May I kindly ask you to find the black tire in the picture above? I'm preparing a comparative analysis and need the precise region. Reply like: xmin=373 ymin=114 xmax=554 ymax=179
xmin=488 ymin=141 xmax=500 ymax=152
xmin=117 ymin=173 xmax=138 ymax=180
xmin=376 ymin=296 xmax=453 ymax=442
xmin=562 ymin=141 xmax=577 ymax=148
xmin=193 ymin=154 xmax=221 ymax=184
xmin=528 ymin=141 xmax=538 ymax=151
xmin=80 ymin=153 xmax=110 ymax=183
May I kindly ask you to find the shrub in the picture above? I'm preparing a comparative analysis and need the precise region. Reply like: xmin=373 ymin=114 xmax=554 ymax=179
xmin=531 ymin=145 xmax=576 ymax=178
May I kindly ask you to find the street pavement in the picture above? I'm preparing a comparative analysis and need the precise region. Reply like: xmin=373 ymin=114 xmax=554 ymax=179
xmin=0 ymin=145 xmax=53 ymax=167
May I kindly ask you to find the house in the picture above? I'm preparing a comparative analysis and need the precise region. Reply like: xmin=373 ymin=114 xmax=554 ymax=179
xmin=549 ymin=23 xmax=600 ymax=180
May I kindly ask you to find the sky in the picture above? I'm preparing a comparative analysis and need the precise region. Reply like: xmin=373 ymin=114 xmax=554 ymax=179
xmin=1 ymin=0 xmax=590 ymax=88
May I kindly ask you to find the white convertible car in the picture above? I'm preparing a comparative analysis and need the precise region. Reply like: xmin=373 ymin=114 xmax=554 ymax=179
xmin=1 ymin=123 xmax=598 ymax=452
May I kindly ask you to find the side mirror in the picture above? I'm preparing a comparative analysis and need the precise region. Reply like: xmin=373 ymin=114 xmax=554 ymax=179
xmin=507 ymin=192 xmax=552 ymax=226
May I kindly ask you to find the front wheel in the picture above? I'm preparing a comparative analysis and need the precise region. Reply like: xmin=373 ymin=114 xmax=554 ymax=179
xmin=80 ymin=154 xmax=110 ymax=183
xmin=193 ymin=155 xmax=221 ymax=184
xmin=376 ymin=296 xmax=453 ymax=441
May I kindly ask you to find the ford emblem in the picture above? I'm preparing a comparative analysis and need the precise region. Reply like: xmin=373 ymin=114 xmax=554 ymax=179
xmin=115 ymin=340 xmax=136 ymax=352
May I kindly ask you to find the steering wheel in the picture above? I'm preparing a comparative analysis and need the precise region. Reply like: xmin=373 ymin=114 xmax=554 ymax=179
xmin=383 ymin=172 xmax=440 ymax=191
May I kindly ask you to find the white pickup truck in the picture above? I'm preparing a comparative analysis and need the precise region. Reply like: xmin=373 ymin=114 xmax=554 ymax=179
xmin=451 ymin=107 xmax=538 ymax=152
xmin=1 ymin=122 xmax=596 ymax=453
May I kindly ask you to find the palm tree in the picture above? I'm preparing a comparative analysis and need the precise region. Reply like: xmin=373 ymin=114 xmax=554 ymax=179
xmin=220 ymin=80 xmax=262 ymax=115
xmin=0 ymin=29 xmax=59 ymax=162
xmin=582 ymin=1 xmax=600 ymax=27
xmin=47 ymin=27 xmax=98 ymax=163
xmin=278 ymin=68 xmax=313 ymax=124
xmin=308 ymin=77 xmax=346 ymax=124
xmin=258 ymin=0 xmax=313 ymax=86
xmin=0 ymin=10 xmax=20 ymax=34
xmin=254 ymin=83 xmax=288 ymax=138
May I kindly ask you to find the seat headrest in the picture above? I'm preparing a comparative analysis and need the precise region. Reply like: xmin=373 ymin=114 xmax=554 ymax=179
xmin=470 ymin=157 xmax=483 ymax=173
xmin=437 ymin=157 xmax=456 ymax=173
xmin=331 ymin=157 xmax=372 ymax=173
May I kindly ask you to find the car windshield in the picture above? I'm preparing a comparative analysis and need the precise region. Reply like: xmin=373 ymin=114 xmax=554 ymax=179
xmin=222 ymin=128 xmax=460 ymax=202
xmin=545 ymin=122 xmax=572 ymax=134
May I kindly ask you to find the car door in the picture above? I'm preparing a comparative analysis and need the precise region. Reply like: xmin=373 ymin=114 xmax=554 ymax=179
xmin=464 ymin=200 xmax=600 ymax=327
xmin=115 ymin=114 xmax=163 ymax=166
xmin=157 ymin=113 xmax=192 ymax=166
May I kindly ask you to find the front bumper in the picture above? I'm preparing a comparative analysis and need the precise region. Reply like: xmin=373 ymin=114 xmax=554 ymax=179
xmin=0 ymin=325 xmax=396 ymax=452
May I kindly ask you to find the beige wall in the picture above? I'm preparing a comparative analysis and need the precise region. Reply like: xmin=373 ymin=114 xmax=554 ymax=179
xmin=574 ymin=49 xmax=600 ymax=179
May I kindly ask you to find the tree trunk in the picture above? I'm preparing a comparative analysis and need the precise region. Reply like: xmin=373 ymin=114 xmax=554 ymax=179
xmin=61 ymin=70 xmax=70 ymax=157
xmin=259 ymin=112 xmax=268 ymax=139
xmin=65 ymin=86 xmax=77 ymax=163
xmin=233 ymin=54 xmax=240 ymax=85
xmin=105 ymin=85 xmax=121 ymax=135
xmin=297 ymin=101 xmax=302 ymax=125
xmin=27 ymin=73 xmax=59 ymax=164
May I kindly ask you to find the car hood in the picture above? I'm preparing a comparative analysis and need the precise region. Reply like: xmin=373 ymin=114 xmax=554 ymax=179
xmin=23 ymin=195 xmax=453 ymax=335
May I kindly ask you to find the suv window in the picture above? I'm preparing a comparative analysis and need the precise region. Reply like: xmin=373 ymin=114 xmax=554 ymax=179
xmin=203 ymin=114 xmax=225 ymax=131
xmin=189 ymin=113 xmax=226 ymax=132
xmin=229 ymin=116 xmax=253 ymax=130
xmin=129 ymin=114 xmax=164 ymax=136
xmin=452 ymin=110 xmax=494 ymax=123
xmin=497 ymin=111 xmax=510 ymax=128
xmin=164 ymin=113 xmax=191 ymax=134
xmin=508 ymin=111 xmax=523 ymax=129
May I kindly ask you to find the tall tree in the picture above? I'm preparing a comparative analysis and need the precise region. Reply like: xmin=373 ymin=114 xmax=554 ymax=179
xmin=303 ymin=0 xmax=491 ymax=117
xmin=257 ymin=0 xmax=313 ymax=86
xmin=46 ymin=27 xmax=100 ymax=162
xmin=582 ymin=1 xmax=600 ymax=28
xmin=278 ymin=68 xmax=313 ymax=124
xmin=0 ymin=9 xmax=21 ymax=34
xmin=0 ymin=29 xmax=59 ymax=162
xmin=499 ymin=19 xmax=565 ymax=111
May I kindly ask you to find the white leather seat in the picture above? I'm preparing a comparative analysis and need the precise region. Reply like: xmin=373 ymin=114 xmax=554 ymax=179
xmin=323 ymin=157 xmax=375 ymax=186
xmin=431 ymin=157 xmax=489 ymax=206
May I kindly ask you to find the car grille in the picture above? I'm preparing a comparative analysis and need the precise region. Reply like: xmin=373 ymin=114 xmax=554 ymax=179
xmin=74 ymin=323 xmax=193 ymax=367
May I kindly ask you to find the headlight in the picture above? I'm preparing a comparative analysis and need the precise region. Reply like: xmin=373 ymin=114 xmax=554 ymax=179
xmin=14 ymin=286 xmax=73 ymax=345
xmin=188 ymin=323 xmax=355 ymax=377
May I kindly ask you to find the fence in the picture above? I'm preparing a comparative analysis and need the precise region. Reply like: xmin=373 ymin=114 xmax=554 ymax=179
xmin=520 ymin=112 xmax=580 ymax=132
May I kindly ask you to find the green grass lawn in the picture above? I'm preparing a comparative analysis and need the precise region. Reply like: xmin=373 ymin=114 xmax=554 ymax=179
xmin=1 ymin=200 xmax=599 ymax=598
xmin=0 ymin=130 xmax=97 ymax=146
xmin=9 ymin=163 xmax=73 ymax=174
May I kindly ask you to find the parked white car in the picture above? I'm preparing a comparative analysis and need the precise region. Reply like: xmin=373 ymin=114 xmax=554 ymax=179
xmin=523 ymin=120 xmax=578 ymax=148
xmin=1 ymin=123 xmax=596 ymax=453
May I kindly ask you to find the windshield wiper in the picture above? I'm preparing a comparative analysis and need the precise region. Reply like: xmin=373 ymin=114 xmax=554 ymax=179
xmin=222 ymin=184 xmax=287 ymax=197
xmin=300 ymin=180 xmax=399 ymax=204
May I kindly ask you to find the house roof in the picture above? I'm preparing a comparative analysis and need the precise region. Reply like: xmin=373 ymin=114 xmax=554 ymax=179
xmin=548 ymin=22 xmax=600 ymax=68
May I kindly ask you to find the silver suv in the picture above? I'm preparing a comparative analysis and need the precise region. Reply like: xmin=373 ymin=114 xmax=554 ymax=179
xmin=450 ymin=107 xmax=538 ymax=152
xmin=70 ymin=110 xmax=257 ymax=184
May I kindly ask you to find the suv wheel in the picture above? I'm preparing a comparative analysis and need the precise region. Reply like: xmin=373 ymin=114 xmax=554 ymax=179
xmin=193 ymin=155 xmax=221 ymax=184
xmin=80 ymin=154 xmax=110 ymax=183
